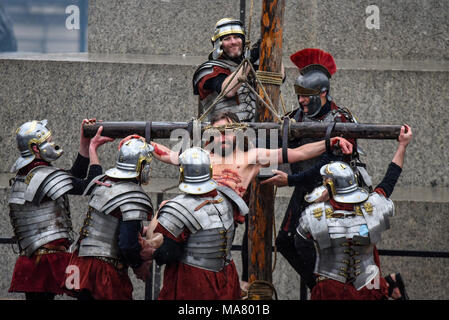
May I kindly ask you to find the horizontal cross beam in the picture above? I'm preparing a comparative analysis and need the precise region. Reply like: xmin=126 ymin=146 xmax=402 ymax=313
xmin=83 ymin=121 xmax=401 ymax=140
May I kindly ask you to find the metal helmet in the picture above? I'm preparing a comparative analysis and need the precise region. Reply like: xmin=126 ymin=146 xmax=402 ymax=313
xmin=290 ymin=48 xmax=337 ymax=118
xmin=105 ymin=135 xmax=154 ymax=182
xmin=210 ymin=17 xmax=245 ymax=60
xmin=178 ymin=147 xmax=218 ymax=195
xmin=320 ymin=161 xmax=369 ymax=204
xmin=11 ymin=119 xmax=63 ymax=172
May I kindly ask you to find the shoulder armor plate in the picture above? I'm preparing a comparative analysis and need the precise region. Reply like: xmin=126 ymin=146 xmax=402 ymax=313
xmin=193 ymin=60 xmax=236 ymax=88
xmin=158 ymin=193 xmax=234 ymax=238
xmin=216 ymin=185 xmax=249 ymax=215
xmin=361 ymin=193 xmax=395 ymax=243
xmin=9 ymin=176 xmax=27 ymax=205
xmin=304 ymin=202 xmax=333 ymax=249
xmin=88 ymin=180 xmax=152 ymax=221
xmin=23 ymin=166 xmax=73 ymax=205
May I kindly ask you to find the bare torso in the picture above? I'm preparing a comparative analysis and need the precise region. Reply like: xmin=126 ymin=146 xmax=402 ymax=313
xmin=210 ymin=152 xmax=261 ymax=197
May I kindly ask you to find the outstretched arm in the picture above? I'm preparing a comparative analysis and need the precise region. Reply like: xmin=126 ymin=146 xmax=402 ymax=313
xmin=375 ymin=125 xmax=412 ymax=197
xmin=150 ymin=141 xmax=180 ymax=165
xmin=391 ymin=124 xmax=412 ymax=169
xmin=253 ymin=137 xmax=352 ymax=166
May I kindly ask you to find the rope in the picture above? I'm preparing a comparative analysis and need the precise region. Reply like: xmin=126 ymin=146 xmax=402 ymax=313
xmin=197 ymin=58 xmax=247 ymax=123
xmin=256 ymin=70 xmax=284 ymax=86
xmin=204 ymin=122 xmax=249 ymax=132
xmin=244 ymin=0 xmax=255 ymax=56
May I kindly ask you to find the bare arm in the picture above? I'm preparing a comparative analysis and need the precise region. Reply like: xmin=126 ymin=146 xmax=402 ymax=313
xmin=88 ymin=126 xmax=115 ymax=166
xmin=391 ymin=124 xmax=412 ymax=168
xmin=221 ymin=65 xmax=250 ymax=98
xmin=253 ymin=137 xmax=352 ymax=165
xmin=150 ymin=141 xmax=179 ymax=165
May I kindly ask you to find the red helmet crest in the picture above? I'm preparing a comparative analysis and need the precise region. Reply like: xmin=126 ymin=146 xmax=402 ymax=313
xmin=290 ymin=48 xmax=337 ymax=77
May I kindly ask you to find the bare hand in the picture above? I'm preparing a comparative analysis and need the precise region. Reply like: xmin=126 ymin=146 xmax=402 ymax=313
xmin=398 ymin=124 xmax=412 ymax=148
xmin=79 ymin=118 xmax=97 ymax=157
xmin=333 ymin=137 xmax=353 ymax=155
xmin=260 ymin=170 xmax=288 ymax=187
xmin=138 ymin=233 xmax=159 ymax=261
xmin=159 ymin=200 xmax=169 ymax=209
xmin=132 ymin=260 xmax=153 ymax=282
xmin=90 ymin=126 xmax=114 ymax=151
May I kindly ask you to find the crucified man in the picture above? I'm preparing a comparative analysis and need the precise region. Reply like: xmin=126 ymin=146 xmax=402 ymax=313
xmin=150 ymin=111 xmax=353 ymax=198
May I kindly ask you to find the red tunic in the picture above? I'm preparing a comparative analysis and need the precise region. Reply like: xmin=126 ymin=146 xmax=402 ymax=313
xmin=62 ymin=203 xmax=138 ymax=300
xmin=310 ymin=189 xmax=389 ymax=300
xmin=157 ymin=190 xmax=242 ymax=300
xmin=64 ymin=251 xmax=133 ymax=300
xmin=9 ymin=239 xmax=72 ymax=295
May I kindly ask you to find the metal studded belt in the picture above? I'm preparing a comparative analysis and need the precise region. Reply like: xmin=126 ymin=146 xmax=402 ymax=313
xmin=94 ymin=256 xmax=125 ymax=270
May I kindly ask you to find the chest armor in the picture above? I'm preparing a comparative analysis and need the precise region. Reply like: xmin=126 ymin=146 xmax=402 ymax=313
xmin=78 ymin=178 xmax=152 ymax=260
xmin=158 ymin=191 xmax=237 ymax=272
xmin=297 ymin=193 xmax=394 ymax=290
xmin=8 ymin=166 xmax=74 ymax=257
xmin=195 ymin=59 xmax=256 ymax=122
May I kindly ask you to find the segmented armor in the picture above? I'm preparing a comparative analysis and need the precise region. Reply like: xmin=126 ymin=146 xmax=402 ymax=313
xmin=193 ymin=59 xmax=256 ymax=122
xmin=158 ymin=186 xmax=248 ymax=272
xmin=78 ymin=177 xmax=153 ymax=261
xmin=296 ymin=193 xmax=394 ymax=290
xmin=9 ymin=166 xmax=74 ymax=257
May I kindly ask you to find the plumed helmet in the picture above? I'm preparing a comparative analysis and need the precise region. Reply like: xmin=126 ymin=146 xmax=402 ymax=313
xmin=178 ymin=147 xmax=218 ymax=195
xmin=105 ymin=135 xmax=154 ymax=180
xmin=11 ymin=119 xmax=63 ymax=172
xmin=210 ymin=17 xmax=245 ymax=60
xmin=320 ymin=161 xmax=369 ymax=204
xmin=290 ymin=48 xmax=337 ymax=117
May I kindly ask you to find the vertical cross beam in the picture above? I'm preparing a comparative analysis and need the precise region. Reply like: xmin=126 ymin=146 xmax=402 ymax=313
xmin=248 ymin=0 xmax=285 ymax=294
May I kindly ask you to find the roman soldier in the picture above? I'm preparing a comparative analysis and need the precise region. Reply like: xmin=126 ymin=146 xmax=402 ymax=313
xmin=65 ymin=135 xmax=154 ymax=300
xmin=192 ymin=18 xmax=260 ymax=122
xmin=8 ymin=119 xmax=112 ymax=300
xmin=295 ymin=125 xmax=412 ymax=299
xmin=262 ymin=48 xmax=367 ymax=290
xmin=145 ymin=147 xmax=249 ymax=300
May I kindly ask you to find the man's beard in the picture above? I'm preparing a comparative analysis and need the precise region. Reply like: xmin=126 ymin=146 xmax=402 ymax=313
xmin=209 ymin=138 xmax=236 ymax=157
xmin=224 ymin=46 xmax=243 ymax=59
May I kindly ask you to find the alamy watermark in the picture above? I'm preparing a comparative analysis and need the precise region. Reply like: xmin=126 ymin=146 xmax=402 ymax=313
xmin=65 ymin=5 xmax=80 ymax=30
xmin=365 ymin=5 xmax=380 ymax=30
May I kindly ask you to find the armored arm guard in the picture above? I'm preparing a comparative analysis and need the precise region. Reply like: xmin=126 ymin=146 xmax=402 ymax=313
xmin=157 ymin=195 xmax=203 ymax=238
xmin=359 ymin=193 xmax=395 ymax=244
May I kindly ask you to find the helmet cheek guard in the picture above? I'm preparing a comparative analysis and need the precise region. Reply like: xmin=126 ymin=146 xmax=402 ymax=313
xmin=323 ymin=178 xmax=336 ymax=198
xmin=38 ymin=141 xmax=63 ymax=162
xmin=140 ymin=162 xmax=152 ymax=185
